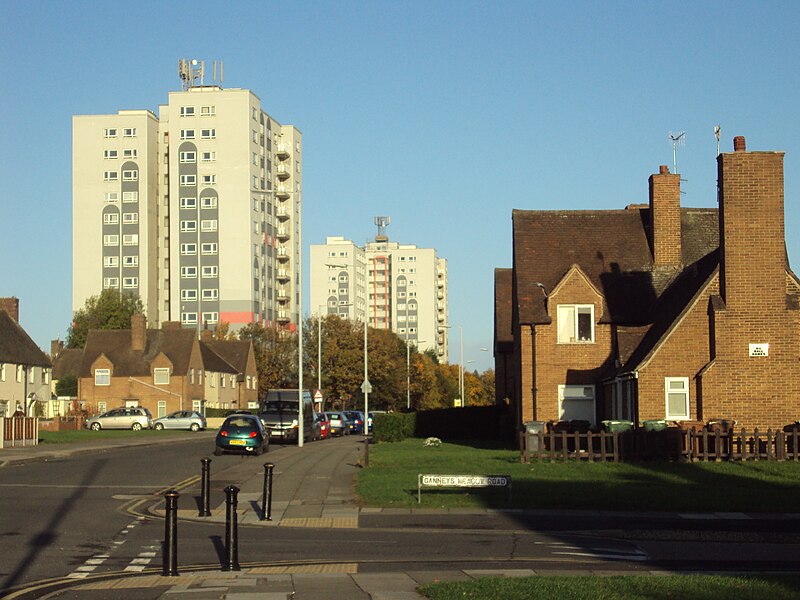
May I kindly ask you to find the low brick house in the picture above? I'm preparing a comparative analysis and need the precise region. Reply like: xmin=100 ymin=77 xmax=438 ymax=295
xmin=77 ymin=315 xmax=257 ymax=418
xmin=496 ymin=136 xmax=800 ymax=432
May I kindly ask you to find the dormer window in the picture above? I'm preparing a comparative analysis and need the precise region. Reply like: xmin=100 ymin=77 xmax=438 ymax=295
xmin=95 ymin=368 xmax=111 ymax=386
xmin=557 ymin=304 xmax=594 ymax=343
xmin=154 ymin=368 xmax=170 ymax=385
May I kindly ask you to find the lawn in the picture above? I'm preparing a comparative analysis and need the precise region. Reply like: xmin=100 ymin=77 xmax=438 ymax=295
xmin=419 ymin=574 xmax=800 ymax=600
xmin=357 ymin=438 xmax=800 ymax=512
xmin=38 ymin=429 xmax=190 ymax=444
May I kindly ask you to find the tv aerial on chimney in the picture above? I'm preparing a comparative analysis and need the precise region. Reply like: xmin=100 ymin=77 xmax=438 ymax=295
xmin=668 ymin=131 xmax=686 ymax=174
xmin=714 ymin=125 xmax=722 ymax=156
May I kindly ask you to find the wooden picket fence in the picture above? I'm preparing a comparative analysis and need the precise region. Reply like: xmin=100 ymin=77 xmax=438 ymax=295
xmin=520 ymin=427 xmax=800 ymax=463
xmin=0 ymin=417 xmax=39 ymax=449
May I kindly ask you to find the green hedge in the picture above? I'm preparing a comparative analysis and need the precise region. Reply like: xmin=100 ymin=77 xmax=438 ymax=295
xmin=372 ymin=412 xmax=416 ymax=442
xmin=205 ymin=407 xmax=231 ymax=418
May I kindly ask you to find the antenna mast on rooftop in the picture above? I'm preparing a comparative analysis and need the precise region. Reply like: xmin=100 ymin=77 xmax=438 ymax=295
xmin=714 ymin=125 xmax=721 ymax=156
xmin=374 ymin=216 xmax=391 ymax=242
xmin=178 ymin=58 xmax=224 ymax=90
xmin=668 ymin=131 xmax=686 ymax=174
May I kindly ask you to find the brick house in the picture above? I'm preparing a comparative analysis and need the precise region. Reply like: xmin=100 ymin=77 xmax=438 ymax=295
xmin=77 ymin=315 xmax=258 ymax=418
xmin=495 ymin=136 xmax=800 ymax=432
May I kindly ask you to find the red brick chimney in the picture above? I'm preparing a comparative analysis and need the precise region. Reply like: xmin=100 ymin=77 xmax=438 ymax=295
xmin=649 ymin=165 xmax=682 ymax=267
xmin=0 ymin=297 xmax=20 ymax=322
xmin=131 ymin=313 xmax=146 ymax=352
xmin=718 ymin=135 xmax=786 ymax=311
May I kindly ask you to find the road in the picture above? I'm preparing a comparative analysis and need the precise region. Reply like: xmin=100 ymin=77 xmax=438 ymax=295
xmin=2 ymin=434 xmax=800 ymax=596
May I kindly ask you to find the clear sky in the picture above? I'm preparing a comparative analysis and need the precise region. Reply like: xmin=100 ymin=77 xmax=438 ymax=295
xmin=2 ymin=1 xmax=799 ymax=373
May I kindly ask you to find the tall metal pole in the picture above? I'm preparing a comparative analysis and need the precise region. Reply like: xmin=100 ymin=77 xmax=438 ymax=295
xmin=460 ymin=324 xmax=464 ymax=407
xmin=363 ymin=318 xmax=369 ymax=429
xmin=298 ymin=190 xmax=304 ymax=447
xmin=406 ymin=303 xmax=410 ymax=410
xmin=318 ymin=315 xmax=322 ymax=394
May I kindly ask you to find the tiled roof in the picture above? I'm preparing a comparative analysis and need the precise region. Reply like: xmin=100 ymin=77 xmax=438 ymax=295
xmin=79 ymin=328 xmax=197 ymax=377
xmin=513 ymin=206 xmax=720 ymax=326
xmin=52 ymin=348 xmax=83 ymax=379
xmin=199 ymin=343 xmax=238 ymax=374
xmin=0 ymin=310 xmax=51 ymax=368
xmin=203 ymin=340 xmax=253 ymax=374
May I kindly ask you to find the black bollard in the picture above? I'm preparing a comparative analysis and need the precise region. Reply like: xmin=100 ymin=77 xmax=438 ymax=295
xmin=260 ymin=462 xmax=274 ymax=521
xmin=223 ymin=485 xmax=241 ymax=571
xmin=364 ymin=435 xmax=370 ymax=467
xmin=163 ymin=490 xmax=180 ymax=576
xmin=199 ymin=457 xmax=212 ymax=517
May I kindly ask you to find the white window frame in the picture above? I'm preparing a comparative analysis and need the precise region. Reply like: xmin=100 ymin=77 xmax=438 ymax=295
xmin=122 ymin=234 xmax=139 ymax=246
xmin=201 ymin=219 xmax=218 ymax=232
xmin=122 ymin=170 xmax=138 ymax=181
xmin=180 ymin=266 xmax=197 ymax=279
xmin=180 ymin=220 xmax=197 ymax=232
xmin=103 ymin=171 xmax=118 ymax=181
xmin=103 ymin=256 xmax=119 ymax=268
xmin=180 ymin=243 xmax=197 ymax=255
xmin=665 ymin=377 xmax=690 ymax=420
xmin=201 ymin=151 xmax=216 ymax=162
xmin=558 ymin=384 xmax=596 ymax=424
xmin=103 ymin=277 xmax=119 ymax=289
xmin=153 ymin=368 xmax=170 ymax=385
xmin=201 ymin=197 xmax=217 ymax=209
xmin=181 ymin=312 xmax=198 ymax=324
xmin=103 ymin=234 xmax=119 ymax=246
xmin=181 ymin=289 xmax=198 ymax=301
xmin=123 ymin=148 xmax=138 ymax=159
xmin=123 ymin=255 xmax=138 ymax=267
xmin=180 ymin=129 xmax=195 ymax=140
xmin=200 ymin=128 xmax=216 ymax=140
xmin=104 ymin=128 xmax=117 ymax=138
xmin=158 ymin=400 xmax=167 ymax=418
xmin=103 ymin=149 xmax=118 ymax=160
xmin=201 ymin=242 xmax=218 ymax=255
xmin=201 ymin=105 xmax=216 ymax=116
xmin=95 ymin=368 xmax=111 ymax=386
xmin=201 ymin=174 xmax=216 ymax=186
xmin=122 ymin=276 xmax=138 ymax=289
xmin=557 ymin=304 xmax=595 ymax=344
xmin=179 ymin=151 xmax=196 ymax=163
xmin=104 ymin=192 xmax=118 ymax=203
xmin=202 ymin=312 xmax=219 ymax=324
xmin=123 ymin=127 xmax=136 ymax=138
xmin=122 ymin=212 xmax=138 ymax=224
xmin=180 ymin=197 xmax=197 ymax=209
xmin=180 ymin=106 xmax=195 ymax=117
xmin=180 ymin=174 xmax=196 ymax=186
xmin=202 ymin=288 xmax=218 ymax=300
xmin=122 ymin=191 xmax=138 ymax=203
xmin=103 ymin=213 xmax=119 ymax=225
xmin=201 ymin=266 xmax=218 ymax=278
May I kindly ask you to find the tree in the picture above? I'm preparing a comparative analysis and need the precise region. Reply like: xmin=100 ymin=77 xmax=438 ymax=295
xmin=211 ymin=320 xmax=237 ymax=340
xmin=55 ymin=373 xmax=78 ymax=397
xmin=67 ymin=290 xmax=144 ymax=348
xmin=307 ymin=315 xmax=363 ymax=409
xmin=238 ymin=322 xmax=298 ymax=396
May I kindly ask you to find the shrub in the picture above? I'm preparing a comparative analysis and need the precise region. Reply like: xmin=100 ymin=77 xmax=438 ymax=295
xmin=373 ymin=412 xmax=416 ymax=442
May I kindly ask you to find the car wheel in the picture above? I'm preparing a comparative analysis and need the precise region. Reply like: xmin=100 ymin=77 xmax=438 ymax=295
xmin=254 ymin=445 xmax=262 ymax=457
xmin=131 ymin=422 xmax=142 ymax=431
xmin=90 ymin=422 xmax=101 ymax=431
xmin=190 ymin=423 xmax=199 ymax=432
xmin=154 ymin=423 xmax=164 ymax=431
xmin=213 ymin=447 xmax=223 ymax=456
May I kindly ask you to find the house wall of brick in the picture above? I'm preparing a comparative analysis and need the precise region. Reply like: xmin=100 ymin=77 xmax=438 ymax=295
xmin=531 ymin=270 xmax=611 ymax=424
xmin=637 ymin=274 xmax=718 ymax=422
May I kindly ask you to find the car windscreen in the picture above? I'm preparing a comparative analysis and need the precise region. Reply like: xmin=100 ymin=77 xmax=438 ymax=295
xmin=262 ymin=401 xmax=299 ymax=414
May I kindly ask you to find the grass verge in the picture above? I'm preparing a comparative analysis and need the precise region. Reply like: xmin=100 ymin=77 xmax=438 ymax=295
xmin=419 ymin=574 xmax=800 ymax=599
xmin=357 ymin=438 xmax=800 ymax=512
xmin=38 ymin=429 xmax=192 ymax=444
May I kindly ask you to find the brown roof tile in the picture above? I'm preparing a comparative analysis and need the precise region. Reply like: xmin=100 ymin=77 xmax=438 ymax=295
xmin=0 ymin=310 xmax=51 ymax=367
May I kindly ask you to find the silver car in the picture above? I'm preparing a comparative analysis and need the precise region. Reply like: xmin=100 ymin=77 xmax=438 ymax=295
xmin=153 ymin=410 xmax=207 ymax=431
xmin=86 ymin=407 xmax=153 ymax=431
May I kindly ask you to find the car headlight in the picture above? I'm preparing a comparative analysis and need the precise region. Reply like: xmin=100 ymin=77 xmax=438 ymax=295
xmin=291 ymin=419 xmax=299 ymax=427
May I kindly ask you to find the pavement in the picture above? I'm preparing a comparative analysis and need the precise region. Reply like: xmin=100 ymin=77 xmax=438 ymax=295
xmin=2 ymin=434 xmax=800 ymax=599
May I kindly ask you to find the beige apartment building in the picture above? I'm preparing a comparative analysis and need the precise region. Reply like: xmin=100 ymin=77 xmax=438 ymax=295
xmin=73 ymin=71 xmax=302 ymax=335
xmin=310 ymin=234 xmax=449 ymax=361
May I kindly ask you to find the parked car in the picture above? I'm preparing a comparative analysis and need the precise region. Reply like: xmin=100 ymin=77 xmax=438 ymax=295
xmin=214 ymin=414 xmax=269 ymax=456
xmin=325 ymin=412 xmax=351 ymax=436
xmin=86 ymin=407 xmax=153 ymax=431
xmin=315 ymin=412 xmax=331 ymax=439
xmin=344 ymin=410 xmax=365 ymax=434
xmin=153 ymin=410 xmax=207 ymax=431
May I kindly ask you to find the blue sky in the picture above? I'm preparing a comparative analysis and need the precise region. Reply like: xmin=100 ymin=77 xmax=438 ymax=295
xmin=2 ymin=1 xmax=799 ymax=373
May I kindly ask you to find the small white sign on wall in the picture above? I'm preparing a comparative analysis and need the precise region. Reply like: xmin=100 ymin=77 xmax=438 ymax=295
xmin=749 ymin=343 xmax=769 ymax=357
